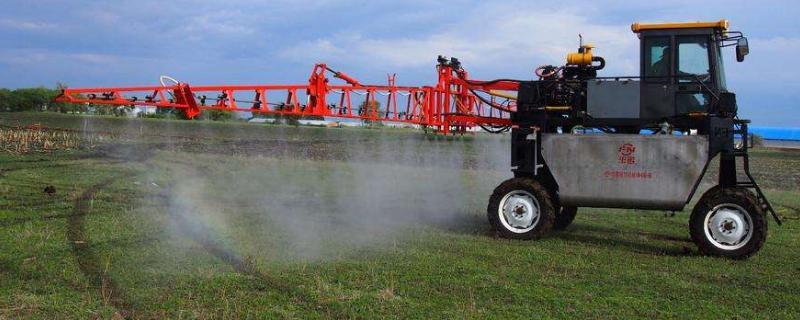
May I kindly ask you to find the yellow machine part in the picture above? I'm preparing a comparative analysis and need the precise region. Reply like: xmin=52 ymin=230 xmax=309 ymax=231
xmin=488 ymin=90 xmax=517 ymax=100
xmin=567 ymin=45 xmax=594 ymax=66
xmin=631 ymin=19 xmax=729 ymax=33
xmin=544 ymin=106 xmax=572 ymax=112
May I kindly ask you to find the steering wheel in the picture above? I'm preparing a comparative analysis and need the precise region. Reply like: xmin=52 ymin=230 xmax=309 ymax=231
xmin=535 ymin=66 xmax=559 ymax=79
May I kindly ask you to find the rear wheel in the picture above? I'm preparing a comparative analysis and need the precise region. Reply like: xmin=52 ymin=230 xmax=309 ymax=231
xmin=554 ymin=206 xmax=578 ymax=230
xmin=487 ymin=178 xmax=555 ymax=240
xmin=689 ymin=187 xmax=767 ymax=259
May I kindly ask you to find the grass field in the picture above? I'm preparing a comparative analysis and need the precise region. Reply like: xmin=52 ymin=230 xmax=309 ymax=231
xmin=1 ymin=112 xmax=799 ymax=319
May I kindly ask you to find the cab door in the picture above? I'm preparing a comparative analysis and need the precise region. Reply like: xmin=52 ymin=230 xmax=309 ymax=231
xmin=640 ymin=31 xmax=717 ymax=127
xmin=674 ymin=34 xmax=715 ymax=116
xmin=640 ymin=35 xmax=676 ymax=123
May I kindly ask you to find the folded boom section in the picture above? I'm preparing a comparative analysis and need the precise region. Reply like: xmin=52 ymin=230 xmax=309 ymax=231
xmin=55 ymin=60 xmax=515 ymax=133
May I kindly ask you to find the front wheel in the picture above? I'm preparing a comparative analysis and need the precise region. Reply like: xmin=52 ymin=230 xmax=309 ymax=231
xmin=689 ymin=187 xmax=767 ymax=259
xmin=487 ymin=178 xmax=556 ymax=240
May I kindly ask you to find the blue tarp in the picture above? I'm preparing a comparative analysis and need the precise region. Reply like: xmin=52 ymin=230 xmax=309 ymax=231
xmin=750 ymin=127 xmax=800 ymax=141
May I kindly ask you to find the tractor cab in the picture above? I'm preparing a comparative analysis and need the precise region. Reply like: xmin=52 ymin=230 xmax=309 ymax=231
xmin=631 ymin=20 xmax=749 ymax=128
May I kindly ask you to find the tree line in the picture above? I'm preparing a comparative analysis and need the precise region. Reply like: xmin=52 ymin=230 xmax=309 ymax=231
xmin=1 ymin=86 xmax=384 ymax=125
xmin=0 ymin=87 xmax=74 ymax=113
xmin=0 ymin=86 xmax=191 ymax=117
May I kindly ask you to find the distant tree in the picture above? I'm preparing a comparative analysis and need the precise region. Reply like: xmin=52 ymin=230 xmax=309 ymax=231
xmin=206 ymin=109 xmax=233 ymax=121
xmin=0 ymin=88 xmax=13 ymax=112
xmin=153 ymin=107 xmax=187 ymax=119
xmin=0 ymin=85 xmax=83 ymax=113
xmin=61 ymin=102 xmax=82 ymax=114
xmin=12 ymin=87 xmax=54 ymax=111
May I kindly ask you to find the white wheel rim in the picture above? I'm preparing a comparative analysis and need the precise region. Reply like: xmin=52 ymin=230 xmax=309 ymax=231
xmin=498 ymin=190 xmax=540 ymax=233
xmin=703 ymin=203 xmax=753 ymax=251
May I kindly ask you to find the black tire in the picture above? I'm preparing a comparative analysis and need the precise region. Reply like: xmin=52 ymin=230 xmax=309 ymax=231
xmin=694 ymin=184 xmax=722 ymax=205
xmin=689 ymin=187 xmax=767 ymax=259
xmin=487 ymin=178 xmax=556 ymax=240
xmin=554 ymin=206 xmax=578 ymax=230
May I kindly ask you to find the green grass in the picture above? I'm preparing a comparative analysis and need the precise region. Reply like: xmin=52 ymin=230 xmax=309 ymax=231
xmin=1 ymin=112 xmax=799 ymax=319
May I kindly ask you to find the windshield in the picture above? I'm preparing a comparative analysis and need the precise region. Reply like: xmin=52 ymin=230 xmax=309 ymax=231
xmin=676 ymin=36 xmax=711 ymax=83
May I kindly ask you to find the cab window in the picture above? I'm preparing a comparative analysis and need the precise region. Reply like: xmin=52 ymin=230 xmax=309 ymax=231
xmin=676 ymin=36 xmax=711 ymax=82
xmin=644 ymin=37 xmax=670 ymax=80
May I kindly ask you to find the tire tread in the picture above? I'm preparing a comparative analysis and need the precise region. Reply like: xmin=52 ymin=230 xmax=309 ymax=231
xmin=689 ymin=187 xmax=767 ymax=259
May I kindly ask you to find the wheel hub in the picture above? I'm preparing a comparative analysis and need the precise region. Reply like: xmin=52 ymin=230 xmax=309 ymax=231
xmin=705 ymin=205 xmax=752 ymax=249
xmin=500 ymin=191 xmax=539 ymax=232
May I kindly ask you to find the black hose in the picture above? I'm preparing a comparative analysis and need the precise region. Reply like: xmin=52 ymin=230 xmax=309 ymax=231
xmin=479 ymin=124 xmax=511 ymax=133
xmin=468 ymin=88 xmax=515 ymax=113
xmin=592 ymin=56 xmax=605 ymax=70
xmin=461 ymin=78 xmax=523 ymax=86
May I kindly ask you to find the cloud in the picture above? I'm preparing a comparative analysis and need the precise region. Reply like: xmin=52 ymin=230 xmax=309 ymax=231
xmin=728 ymin=36 xmax=800 ymax=84
xmin=0 ymin=49 xmax=119 ymax=65
xmin=279 ymin=4 xmax=638 ymax=78
xmin=70 ymin=53 xmax=119 ymax=64
xmin=0 ymin=18 xmax=57 ymax=31
xmin=180 ymin=10 xmax=258 ymax=36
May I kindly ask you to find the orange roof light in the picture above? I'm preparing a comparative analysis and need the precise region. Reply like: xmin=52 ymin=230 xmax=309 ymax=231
xmin=631 ymin=19 xmax=729 ymax=33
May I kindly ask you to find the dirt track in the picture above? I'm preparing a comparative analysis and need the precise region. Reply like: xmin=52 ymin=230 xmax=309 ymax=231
xmin=68 ymin=175 xmax=136 ymax=318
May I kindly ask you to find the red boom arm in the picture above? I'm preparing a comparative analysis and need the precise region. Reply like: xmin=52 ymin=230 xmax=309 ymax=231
xmin=55 ymin=60 xmax=516 ymax=133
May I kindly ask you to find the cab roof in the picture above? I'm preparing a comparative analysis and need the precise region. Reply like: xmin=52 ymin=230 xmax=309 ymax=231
xmin=631 ymin=20 xmax=729 ymax=33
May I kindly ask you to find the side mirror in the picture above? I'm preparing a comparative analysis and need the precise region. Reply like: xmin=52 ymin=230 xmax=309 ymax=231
xmin=736 ymin=37 xmax=749 ymax=62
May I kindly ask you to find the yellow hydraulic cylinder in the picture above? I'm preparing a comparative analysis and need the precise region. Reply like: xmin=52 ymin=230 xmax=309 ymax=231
xmin=488 ymin=90 xmax=518 ymax=100
xmin=567 ymin=45 xmax=594 ymax=66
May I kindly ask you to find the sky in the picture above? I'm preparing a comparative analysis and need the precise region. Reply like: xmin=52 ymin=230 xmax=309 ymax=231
xmin=1 ymin=0 xmax=798 ymax=127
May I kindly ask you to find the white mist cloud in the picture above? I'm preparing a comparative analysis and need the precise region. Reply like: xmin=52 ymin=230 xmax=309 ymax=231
xmin=146 ymin=132 xmax=509 ymax=263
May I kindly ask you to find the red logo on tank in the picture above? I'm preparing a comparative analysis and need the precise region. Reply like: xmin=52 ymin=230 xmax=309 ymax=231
xmin=618 ymin=143 xmax=636 ymax=165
